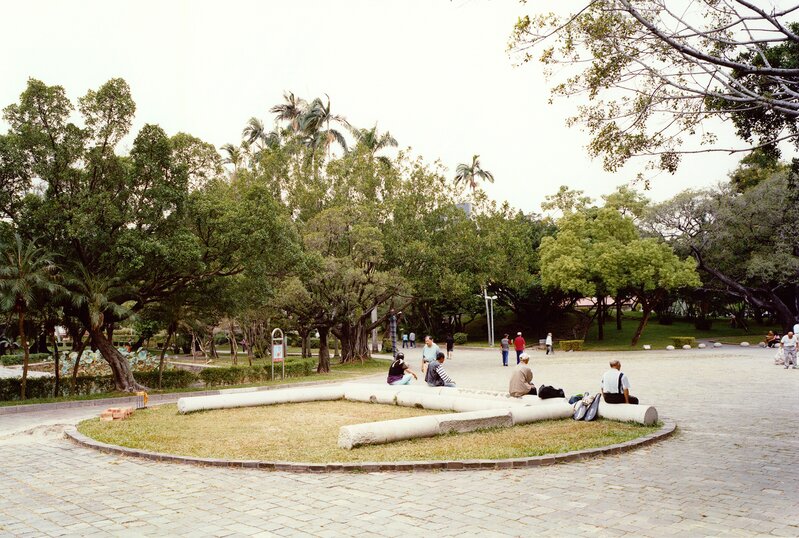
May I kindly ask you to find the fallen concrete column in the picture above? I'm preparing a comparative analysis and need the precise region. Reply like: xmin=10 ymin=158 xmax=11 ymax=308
xmin=509 ymin=401 xmax=574 ymax=425
xmin=338 ymin=415 xmax=441 ymax=449
xmin=598 ymin=401 xmax=658 ymax=425
xmin=177 ymin=386 xmax=345 ymax=414
xmin=437 ymin=409 xmax=513 ymax=433
xmin=343 ymin=385 xmax=400 ymax=405
xmin=338 ymin=409 xmax=514 ymax=449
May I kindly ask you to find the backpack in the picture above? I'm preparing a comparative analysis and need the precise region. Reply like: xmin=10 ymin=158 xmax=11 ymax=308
xmin=538 ymin=385 xmax=565 ymax=399
xmin=583 ymin=393 xmax=602 ymax=421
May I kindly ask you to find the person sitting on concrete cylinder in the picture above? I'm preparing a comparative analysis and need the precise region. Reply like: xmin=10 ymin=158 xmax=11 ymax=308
xmin=509 ymin=353 xmax=536 ymax=397
xmin=601 ymin=360 xmax=639 ymax=404
xmin=386 ymin=353 xmax=418 ymax=385
xmin=425 ymin=351 xmax=456 ymax=387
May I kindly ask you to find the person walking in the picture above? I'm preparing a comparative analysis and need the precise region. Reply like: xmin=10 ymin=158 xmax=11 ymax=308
xmin=545 ymin=332 xmax=554 ymax=355
xmin=402 ymin=333 xmax=409 ymax=348
xmin=409 ymin=331 xmax=416 ymax=348
xmin=500 ymin=333 xmax=510 ymax=367
xmin=513 ymin=332 xmax=526 ymax=364
xmin=781 ymin=330 xmax=797 ymax=369
xmin=445 ymin=333 xmax=455 ymax=360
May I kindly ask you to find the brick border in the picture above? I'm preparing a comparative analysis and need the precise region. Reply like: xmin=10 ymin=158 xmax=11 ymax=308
xmin=64 ymin=419 xmax=676 ymax=473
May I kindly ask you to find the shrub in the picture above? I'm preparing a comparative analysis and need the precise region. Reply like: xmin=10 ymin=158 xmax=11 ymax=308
xmin=671 ymin=336 xmax=696 ymax=348
xmin=198 ymin=358 xmax=315 ymax=387
xmin=135 ymin=369 xmax=198 ymax=389
xmin=657 ymin=313 xmax=675 ymax=325
xmin=558 ymin=340 xmax=584 ymax=352
xmin=381 ymin=338 xmax=393 ymax=353
xmin=453 ymin=332 xmax=468 ymax=345
xmin=0 ymin=353 xmax=51 ymax=366
xmin=694 ymin=319 xmax=713 ymax=330
xmin=0 ymin=375 xmax=116 ymax=401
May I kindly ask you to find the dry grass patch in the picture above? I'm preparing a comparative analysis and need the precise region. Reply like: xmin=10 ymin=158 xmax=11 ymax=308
xmin=78 ymin=400 xmax=658 ymax=463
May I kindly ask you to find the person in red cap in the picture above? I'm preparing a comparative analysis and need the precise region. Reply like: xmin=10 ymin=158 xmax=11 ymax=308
xmin=513 ymin=332 xmax=526 ymax=364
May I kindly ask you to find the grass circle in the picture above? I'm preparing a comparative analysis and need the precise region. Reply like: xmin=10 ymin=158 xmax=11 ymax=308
xmin=77 ymin=401 xmax=659 ymax=463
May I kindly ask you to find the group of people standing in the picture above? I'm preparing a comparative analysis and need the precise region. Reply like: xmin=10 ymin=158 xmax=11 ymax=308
xmin=499 ymin=331 xmax=555 ymax=366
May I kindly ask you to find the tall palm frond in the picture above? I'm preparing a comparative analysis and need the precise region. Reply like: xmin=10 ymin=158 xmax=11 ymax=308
xmin=0 ymin=234 xmax=59 ymax=313
xmin=454 ymin=154 xmax=495 ymax=191
xmin=270 ymin=91 xmax=306 ymax=133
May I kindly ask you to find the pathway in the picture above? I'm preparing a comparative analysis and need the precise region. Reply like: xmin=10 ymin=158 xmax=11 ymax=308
xmin=1 ymin=346 xmax=797 ymax=537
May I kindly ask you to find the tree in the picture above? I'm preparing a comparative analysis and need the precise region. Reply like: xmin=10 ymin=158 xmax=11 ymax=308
xmin=300 ymin=95 xmax=350 ymax=156
xmin=270 ymin=91 xmax=306 ymax=134
xmin=3 ymin=78 xmax=298 ymax=392
xmin=540 ymin=205 xmax=698 ymax=344
xmin=645 ymin=170 xmax=798 ymax=331
xmin=454 ymin=154 xmax=494 ymax=191
xmin=0 ymin=234 xmax=60 ymax=398
xmin=350 ymin=124 xmax=398 ymax=165
xmin=510 ymin=1 xmax=799 ymax=174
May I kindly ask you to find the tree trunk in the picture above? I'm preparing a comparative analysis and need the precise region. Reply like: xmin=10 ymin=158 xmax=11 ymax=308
xmin=158 ymin=328 xmax=174 ymax=389
xmin=336 ymin=322 xmax=370 ymax=363
xmin=317 ymin=326 xmax=331 ymax=373
xmin=615 ymin=295 xmax=623 ymax=331
xmin=209 ymin=337 xmax=219 ymax=360
xmin=89 ymin=325 xmax=146 ymax=392
xmin=597 ymin=296 xmax=606 ymax=341
xmin=190 ymin=331 xmax=197 ymax=361
xmin=229 ymin=322 xmax=238 ymax=366
xmin=51 ymin=328 xmax=60 ymax=397
xmin=371 ymin=308 xmax=379 ymax=352
xmin=630 ymin=305 xmax=652 ymax=347
xmin=18 ymin=310 xmax=29 ymax=400
xmin=333 ymin=336 xmax=340 ymax=359
xmin=71 ymin=329 xmax=87 ymax=386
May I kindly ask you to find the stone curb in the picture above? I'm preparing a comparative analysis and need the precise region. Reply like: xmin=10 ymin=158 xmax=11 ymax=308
xmin=64 ymin=419 xmax=676 ymax=473
xmin=0 ymin=376 xmax=382 ymax=416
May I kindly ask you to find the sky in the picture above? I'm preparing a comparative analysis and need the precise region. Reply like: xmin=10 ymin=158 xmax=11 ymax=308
xmin=0 ymin=0 xmax=757 ymax=214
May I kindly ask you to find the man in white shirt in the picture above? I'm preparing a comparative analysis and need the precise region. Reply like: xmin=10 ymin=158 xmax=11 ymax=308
xmin=601 ymin=360 xmax=639 ymax=404
xmin=420 ymin=335 xmax=440 ymax=375
xmin=780 ymin=331 xmax=797 ymax=369
xmin=545 ymin=333 xmax=554 ymax=355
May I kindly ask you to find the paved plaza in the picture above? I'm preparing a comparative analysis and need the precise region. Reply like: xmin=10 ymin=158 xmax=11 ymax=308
xmin=1 ymin=345 xmax=797 ymax=537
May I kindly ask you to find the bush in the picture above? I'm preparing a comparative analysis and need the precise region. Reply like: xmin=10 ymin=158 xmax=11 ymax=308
xmin=657 ymin=313 xmax=675 ymax=325
xmin=0 ymin=353 xmax=51 ymax=366
xmin=0 ymin=375 xmax=117 ymax=401
xmin=694 ymin=319 xmax=713 ymax=330
xmin=198 ymin=358 xmax=316 ymax=387
xmin=671 ymin=336 xmax=696 ymax=348
xmin=135 ymin=369 xmax=198 ymax=389
xmin=558 ymin=340 xmax=584 ymax=352
xmin=381 ymin=338 xmax=393 ymax=353
xmin=453 ymin=332 xmax=468 ymax=345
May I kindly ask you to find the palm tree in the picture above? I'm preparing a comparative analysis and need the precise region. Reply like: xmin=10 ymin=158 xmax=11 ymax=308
xmin=220 ymin=143 xmax=245 ymax=173
xmin=270 ymin=91 xmax=306 ymax=134
xmin=454 ymin=154 xmax=495 ymax=191
xmin=350 ymin=124 xmax=398 ymax=164
xmin=0 ymin=234 xmax=60 ymax=399
xmin=300 ymin=94 xmax=350 ymax=156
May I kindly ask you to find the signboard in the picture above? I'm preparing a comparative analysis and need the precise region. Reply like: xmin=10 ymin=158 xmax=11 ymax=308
xmin=271 ymin=328 xmax=285 ymax=380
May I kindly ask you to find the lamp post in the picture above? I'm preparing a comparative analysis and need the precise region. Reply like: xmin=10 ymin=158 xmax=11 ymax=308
xmin=483 ymin=290 xmax=498 ymax=346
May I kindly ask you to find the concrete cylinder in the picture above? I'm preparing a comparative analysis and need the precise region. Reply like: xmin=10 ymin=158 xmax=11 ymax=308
xmin=177 ymin=386 xmax=345 ymax=414
xmin=597 ymin=401 xmax=658 ymax=425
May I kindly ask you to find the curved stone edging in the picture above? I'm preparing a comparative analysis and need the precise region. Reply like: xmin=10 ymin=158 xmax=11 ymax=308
xmin=64 ymin=419 xmax=676 ymax=473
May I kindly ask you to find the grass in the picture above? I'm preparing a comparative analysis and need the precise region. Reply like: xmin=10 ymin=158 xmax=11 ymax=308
xmin=77 ymin=400 xmax=658 ymax=463
xmin=0 ymin=358 xmax=389 ymax=408
xmin=580 ymin=313 xmax=769 ymax=351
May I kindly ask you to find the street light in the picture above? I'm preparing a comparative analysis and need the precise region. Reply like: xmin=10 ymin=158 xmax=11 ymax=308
xmin=483 ymin=290 xmax=498 ymax=346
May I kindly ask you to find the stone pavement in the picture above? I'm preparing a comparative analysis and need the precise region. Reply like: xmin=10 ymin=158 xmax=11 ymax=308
xmin=1 ymin=346 xmax=798 ymax=537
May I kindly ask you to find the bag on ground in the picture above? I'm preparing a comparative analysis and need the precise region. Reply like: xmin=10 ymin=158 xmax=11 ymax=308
xmin=538 ymin=385 xmax=565 ymax=399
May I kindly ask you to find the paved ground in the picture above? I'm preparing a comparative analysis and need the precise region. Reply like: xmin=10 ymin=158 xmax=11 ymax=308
xmin=1 ymin=345 xmax=798 ymax=537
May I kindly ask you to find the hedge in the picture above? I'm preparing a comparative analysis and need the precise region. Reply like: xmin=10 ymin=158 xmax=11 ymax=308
xmin=558 ymin=340 xmax=584 ymax=352
xmin=0 ymin=358 xmax=318 ymax=401
xmin=198 ymin=359 xmax=316 ymax=387
xmin=453 ymin=332 xmax=468 ymax=345
xmin=671 ymin=336 xmax=696 ymax=348
xmin=0 ymin=353 xmax=51 ymax=366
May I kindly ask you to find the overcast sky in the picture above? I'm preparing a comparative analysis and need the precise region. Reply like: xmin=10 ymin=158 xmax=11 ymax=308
xmin=1 ymin=0 xmax=758 ymax=214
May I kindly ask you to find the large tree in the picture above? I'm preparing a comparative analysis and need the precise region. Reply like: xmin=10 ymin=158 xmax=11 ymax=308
xmin=2 ymin=78 xmax=295 ymax=391
xmin=511 ymin=1 xmax=799 ymax=174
